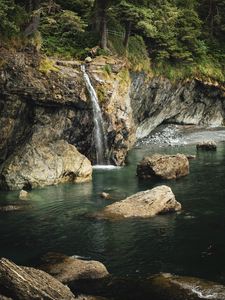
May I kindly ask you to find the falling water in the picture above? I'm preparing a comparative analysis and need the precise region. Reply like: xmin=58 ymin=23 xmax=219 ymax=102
xmin=81 ymin=64 xmax=108 ymax=165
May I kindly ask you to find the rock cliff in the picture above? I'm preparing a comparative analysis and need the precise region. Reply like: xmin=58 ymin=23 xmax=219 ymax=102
xmin=0 ymin=47 xmax=225 ymax=190
xmin=131 ymin=74 xmax=225 ymax=139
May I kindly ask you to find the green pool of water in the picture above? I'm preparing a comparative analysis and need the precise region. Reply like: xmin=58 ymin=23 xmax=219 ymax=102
xmin=1 ymin=142 xmax=225 ymax=284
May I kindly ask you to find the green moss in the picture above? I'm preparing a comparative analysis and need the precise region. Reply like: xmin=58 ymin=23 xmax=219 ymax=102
xmin=153 ymin=56 xmax=225 ymax=83
xmin=38 ymin=58 xmax=59 ymax=74
xmin=96 ymin=85 xmax=107 ymax=103
xmin=117 ymin=68 xmax=131 ymax=93
xmin=102 ymin=64 xmax=112 ymax=75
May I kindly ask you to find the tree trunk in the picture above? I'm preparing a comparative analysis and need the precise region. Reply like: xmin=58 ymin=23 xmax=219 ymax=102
xmin=24 ymin=0 xmax=40 ymax=36
xmin=100 ymin=8 xmax=107 ymax=50
xmin=123 ymin=21 xmax=131 ymax=49
xmin=95 ymin=0 xmax=108 ymax=50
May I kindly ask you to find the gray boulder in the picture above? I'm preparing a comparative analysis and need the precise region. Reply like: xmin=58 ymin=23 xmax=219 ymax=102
xmin=0 ymin=140 xmax=92 ymax=190
xmin=95 ymin=185 xmax=181 ymax=219
xmin=137 ymin=153 xmax=189 ymax=180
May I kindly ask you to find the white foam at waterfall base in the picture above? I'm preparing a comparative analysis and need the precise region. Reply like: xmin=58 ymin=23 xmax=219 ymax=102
xmin=81 ymin=65 xmax=108 ymax=165
xmin=93 ymin=165 xmax=121 ymax=170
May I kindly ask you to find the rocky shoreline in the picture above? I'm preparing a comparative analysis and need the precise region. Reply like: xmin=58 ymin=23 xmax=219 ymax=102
xmin=1 ymin=256 xmax=225 ymax=300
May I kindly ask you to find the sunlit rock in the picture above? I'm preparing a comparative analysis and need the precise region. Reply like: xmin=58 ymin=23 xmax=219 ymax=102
xmin=137 ymin=153 xmax=189 ymax=180
xmin=19 ymin=189 xmax=29 ymax=200
xmin=95 ymin=185 xmax=181 ymax=219
xmin=0 ymin=140 xmax=92 ymax=190
xmin=0 ymin=258 xmax=76 ymax=300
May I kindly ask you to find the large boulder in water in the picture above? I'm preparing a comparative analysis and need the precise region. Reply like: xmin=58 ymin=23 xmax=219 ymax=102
xmin=137 ymin=153 xmax=189 ymax=180
xmin=0 ymin=258 xmax=76 ymax=300
xmin=149 ymin=273 xmax=225 ymax=300
xmin=39 ymin=252 xmax=109 ymax=284
xmin=95 ymin=185 xmax=181 ymax=219
xmin=0 ymin=140 xmax=92 ymax=190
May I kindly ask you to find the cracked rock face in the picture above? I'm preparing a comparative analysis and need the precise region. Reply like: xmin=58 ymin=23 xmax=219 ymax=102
xmin=0 ymin=140 xmax=92 ymax=190
xmin=131 ymin=75 xmax=225 ymax=139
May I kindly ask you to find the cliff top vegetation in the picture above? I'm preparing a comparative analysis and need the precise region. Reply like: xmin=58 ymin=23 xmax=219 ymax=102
xmin=0 ymin=0 xmax=224 ymax=82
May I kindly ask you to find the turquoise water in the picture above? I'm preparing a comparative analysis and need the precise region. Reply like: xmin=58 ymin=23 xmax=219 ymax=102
xmin=1 ymin=142 xmax=225 ymax=284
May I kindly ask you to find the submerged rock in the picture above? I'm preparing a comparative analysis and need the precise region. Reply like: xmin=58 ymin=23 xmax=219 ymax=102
xmin=0 ymin=140 xmax=92 ymax=190
xmin=149 ymin=273 xmax=225 ymax=300
xmin=0 ymin=205 xmax=24 ymax=212
xmin=40 ymin=252 xmax=109 ymax=284
xmin=196 ymin=141 xmax=217 ymax=151
xmin=95 ymin=185 xmax=181 ymax=219
xmin=0 ymin=199 xmax=31 ymax=212
xmin=0 ymin=258 xmax=76 ymax=300
xmin=137 ymin=154 xmax=189 ymax=180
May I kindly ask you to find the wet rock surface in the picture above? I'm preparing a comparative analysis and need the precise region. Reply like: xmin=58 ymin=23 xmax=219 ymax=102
xmin=39 ymin=252 xmax=109 ymax=284
xmin=94 ymin=185 xmax=181 ymax=219
xmin=70 ymin=273 xmax=225 ymax=300
xmin=137 ymin=153 xmax=189 ymax=180
xmin=0 ymin=200 xmax=31 ymax=212
xmin=0 ymin=258 xmax=76 ymax=300
xmin=196 ymin=140 xmax=217 ymax=151
xmin=149 ymin=273 xmax=225 ymax=300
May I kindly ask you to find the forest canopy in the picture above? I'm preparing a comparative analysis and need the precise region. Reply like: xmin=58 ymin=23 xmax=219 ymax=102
xmin=0 ymin=0 xmax=224 ymax=81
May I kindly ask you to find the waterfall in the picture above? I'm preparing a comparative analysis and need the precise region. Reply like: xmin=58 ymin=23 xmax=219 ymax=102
xmin=81 ymin=65 xmax=108 ymax=165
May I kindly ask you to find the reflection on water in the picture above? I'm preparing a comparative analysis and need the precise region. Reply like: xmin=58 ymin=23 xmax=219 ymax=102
xmin=1 ymin=128 xmax=225 ymax=286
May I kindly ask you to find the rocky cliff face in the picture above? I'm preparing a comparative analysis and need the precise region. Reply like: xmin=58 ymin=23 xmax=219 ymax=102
xmin=0 ymin=47 xmax=93 ymax=190
xmin=0 ymin=47 xmax=224 ymax=190
xmin=131 ymin=74 xmax=225 ymax=139
xmin=0 ymin=49 xmax=135 ymax=189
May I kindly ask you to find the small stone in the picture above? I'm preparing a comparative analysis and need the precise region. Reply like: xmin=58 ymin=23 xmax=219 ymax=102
xmin=100 ymin=192 xmax=111 ymax=200
xmin=196 ymin=141 xmax=217 ymax=151
xmin=85 ymin=57 xmax=92 ymax=63
xmin=19 ymin=190 xmax=28 ymax=200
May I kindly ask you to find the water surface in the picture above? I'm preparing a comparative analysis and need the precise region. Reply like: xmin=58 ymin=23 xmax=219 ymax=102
xmin=1 ymin=128 xmax=225 ymax=285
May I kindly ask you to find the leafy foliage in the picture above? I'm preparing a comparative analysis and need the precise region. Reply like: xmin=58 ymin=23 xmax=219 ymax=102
xmin=0 ymin=0 xmax=27 ymax=38
xmin=0 ymin=0 xmax=224 ymax=81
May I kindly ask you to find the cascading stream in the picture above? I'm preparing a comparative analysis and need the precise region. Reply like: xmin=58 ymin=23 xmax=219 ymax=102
xmin=81 ymin=64 xmax=108 ymax=165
